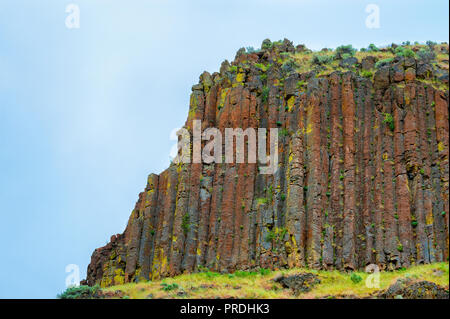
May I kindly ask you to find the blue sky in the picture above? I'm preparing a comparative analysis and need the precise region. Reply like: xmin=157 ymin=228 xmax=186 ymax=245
xmin=0 ymin=0 xmax=448 ymax=298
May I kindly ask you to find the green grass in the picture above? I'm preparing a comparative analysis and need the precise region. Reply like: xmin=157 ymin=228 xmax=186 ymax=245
xmin=100 ymin=262 xmax=449 ymax=299
xmin=58 ymin=285 xmax=100 ymax=299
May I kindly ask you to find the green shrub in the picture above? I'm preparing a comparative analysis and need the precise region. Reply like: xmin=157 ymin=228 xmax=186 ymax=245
xmin=350 ymin=273 xmax=363 ymax=284
xmin=255 ymin=62 xmax=272 ymax=72
xmin=335 ymin=45 xmax=356 ymax=59
xmin=161 ymin=283 xmax=179 ymax=291
xmin=280 ymin=128 xmax=289 ymax=136
xmin=259 ymin=268 xmax=271 ymax=276
xmin=257 ymin=197 xmax=268 ymax=205
xmin=261 ymin=86 xmax=270 ymax=103
xmin=367 ymin=43 xmax=379 ymax=52
xmin=382 ymin=113 xmax=395 ymax=131
xmin=397 ymin=244 xmax=404 ymax=252
xmin=235 ymin=270 xmax=252 ymax=277
xmin=57 ymin=285 xmax=100 ymax=299
xmin=265 ymin=230 xmax=276 ymax=242
xmin=375 ymin=58 xmax=394 ymax=69
xmin=361 ymin=70 xmax=373 ymax=78
xmin=297 ymin=80 xmax=307 ymax=90
xmin=395 ymin=46 xmax=415 ymax=58
xmin=261 ymin=39 xmax=272 ymax=50
xmin=181 ymin=213 xmax=190 ymax=235
xmin=426 ymin=40 xmax=437 ymax=48
xmin=312 ymin=54 xmax=332 ymax=65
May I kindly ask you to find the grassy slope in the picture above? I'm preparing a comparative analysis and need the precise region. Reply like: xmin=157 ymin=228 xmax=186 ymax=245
xmin=102 ymin=262 xmax=449 ymax=299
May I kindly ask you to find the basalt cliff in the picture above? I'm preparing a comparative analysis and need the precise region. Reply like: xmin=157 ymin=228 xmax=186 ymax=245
xmin=84 ymin=40 xmax=449 ymax=287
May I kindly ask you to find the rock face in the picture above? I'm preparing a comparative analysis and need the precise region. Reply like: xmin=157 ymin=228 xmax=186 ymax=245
xmin=85 ymin=40 xmax=449 ymax=287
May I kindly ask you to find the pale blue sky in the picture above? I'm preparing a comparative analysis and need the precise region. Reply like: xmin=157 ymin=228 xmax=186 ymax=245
xmin=0 ymin=0 xmax=448 ymax=298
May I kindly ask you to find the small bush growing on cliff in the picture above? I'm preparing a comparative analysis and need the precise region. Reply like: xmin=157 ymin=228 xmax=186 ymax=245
xmin=312 ymin=54 xmax=332 ymax=66
xmin=57 ymin=285 xmax=100 ymax=299
xmin=382 ymin=113 xmax=395 ymax=131
xmin=261 ymin=86 xmax=270 ymax=103
xmin=261 ymin=39 xmax=272 ymax=50
xmin=259 ymin=268 xmax=271 ymax=276
xmin=426 ymin=40 xmax=437 ymax=48
xmin=334 ymin=45 xmax=356 ymax=59
xmin=350 ymin=273 xmax=363 ymax=284
xmin=395 ymin=46 xmax=415 ymax=58
xmin=255 ymin=62 xmax=271 ymax=72
xmin=229 ymin=65 xmax=238 ymax=73
xmin=265 ymin=230 xmax=276 ymax=242
xmin=161 ymin=283 xmax=179 ymax=291
xmin=181 ymin=213 xmax=190 ymax=235
xmin=361 ymin=70 xmax=373 ymax=78
xmin=367 ymin=43 xmax=379 ymax=52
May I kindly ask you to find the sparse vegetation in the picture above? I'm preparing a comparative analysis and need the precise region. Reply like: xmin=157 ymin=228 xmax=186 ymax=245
xmin=261 ymin=86 xmax=270 ymax=103
xmin=367 ymin=43 xmax=379 ymax=52
xmin=57 ymin=285 xmax=100 ymax=299
xmin=312 ymin=54 xmax=333 ymax=66
xmin=375 ymin=58 xmax=394 ymax=69
xmin=382 ymin=113 xmax=395 ymax=131
xmin=417 ymin=47 xmax=436 ymax=62
xmin=361 ymin=70 xmax=373 ymax=78
xmin=395 ymin=46 xmax=415 ymax=58
xmin=265 ymin=230 xmax=276 ymax=242
xmin=98 ymin=263 xmax=449 ymax=299
xmin=181 ymin=213 xmax=190 ymax=235
xmin=350 ymin=273 xmax=363 ymax=284
xmin=161 ymin=282 xmax=179 ymax=291
xmin=335 ymin=44 xmax=356 ymax=59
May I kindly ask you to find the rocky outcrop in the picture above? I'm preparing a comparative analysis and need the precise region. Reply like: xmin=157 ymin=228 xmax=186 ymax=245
xmin=84 ymin=40 xmax=449 ymax=287
xmin=273 ymin=273 xmax=321 ymax=294
xmin=375 ymin=278 xmax=449 ymax=299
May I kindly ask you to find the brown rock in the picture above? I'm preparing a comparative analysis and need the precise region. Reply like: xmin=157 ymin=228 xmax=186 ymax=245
xmin=405 ymin=68 xmax=416 ymax=82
